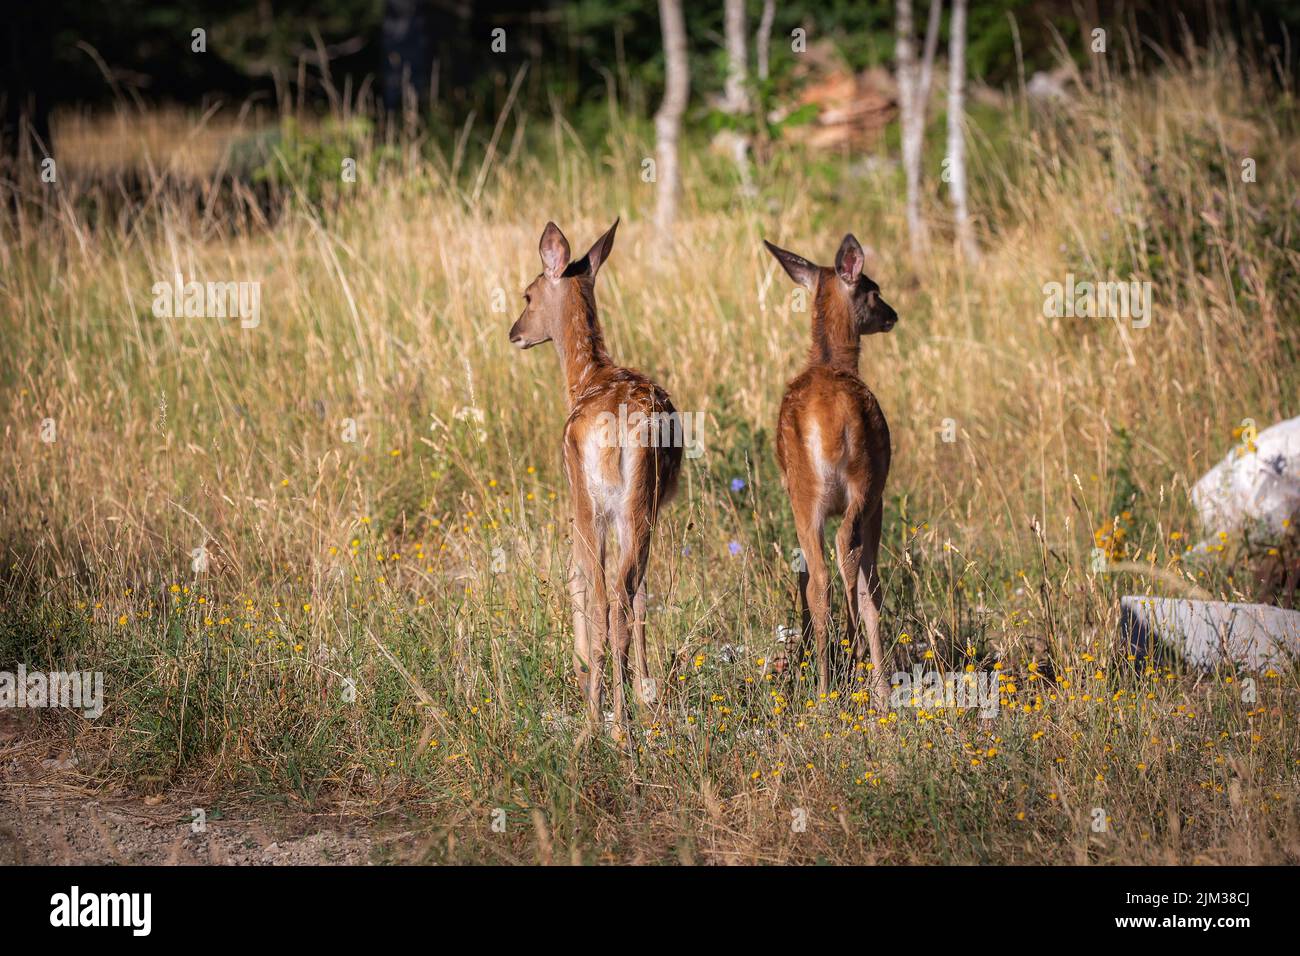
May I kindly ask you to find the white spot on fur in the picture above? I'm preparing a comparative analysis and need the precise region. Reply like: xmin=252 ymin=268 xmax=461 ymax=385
xmin=806 ymin=421 xmax=844 ymax=513
xmin=583 ymin=430 xmax=624 ymax=519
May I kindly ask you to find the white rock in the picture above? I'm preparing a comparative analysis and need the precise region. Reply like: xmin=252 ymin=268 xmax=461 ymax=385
xmin=1191 ymin=415 xmax=1300 ymax=537
xmin=1121 ymin=596 xmax=1300 ymax=669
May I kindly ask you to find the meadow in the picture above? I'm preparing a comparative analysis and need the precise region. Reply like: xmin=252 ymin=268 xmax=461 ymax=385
xmin=2 ymin=38 xmax=1298 ymax=864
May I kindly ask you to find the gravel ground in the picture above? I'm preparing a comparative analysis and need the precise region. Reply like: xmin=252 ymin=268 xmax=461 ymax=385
xmin=0 ymin=710 xmax=379 ymax=866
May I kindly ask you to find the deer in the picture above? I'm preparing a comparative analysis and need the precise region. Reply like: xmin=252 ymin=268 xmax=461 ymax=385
xmin=509 ymin=220 xmax=682 ymax=737
xmin=763 ymin=233 xmax=897 ymax=708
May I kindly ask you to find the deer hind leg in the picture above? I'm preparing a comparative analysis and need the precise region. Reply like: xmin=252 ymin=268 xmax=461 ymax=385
xmin=610 ymin=519 xmax=652 ymax=741
xmin=568 ymin=540 xmax=592 ymax=700
xmin=855 ymin=498 xmax=891 ymax=709
xmin=792 ymin=503 xmax=831 ymax=696
xmin=571 ymin=499 xmax=608 ymax=727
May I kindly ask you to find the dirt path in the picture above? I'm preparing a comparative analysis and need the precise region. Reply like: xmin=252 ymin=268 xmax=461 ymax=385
xmin=0 ymin=710 xmax=381 ymax=865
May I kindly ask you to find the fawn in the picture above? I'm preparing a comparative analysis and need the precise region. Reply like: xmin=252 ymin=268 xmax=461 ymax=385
xmin=509 ymin=220 xmax=682 ymax=734
xmin=764 ymin=233 xmax=897 ymax=706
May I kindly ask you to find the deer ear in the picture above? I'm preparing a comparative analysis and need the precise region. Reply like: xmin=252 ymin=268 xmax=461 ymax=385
xmin=763 ymin=240 xmax=819 ymax=289
xmin=834 ymin=234 xmax=865 ymax=284
xmin=583 ymin=218 xmax=618 ymax=277
xmin=539 ymin=222 xmax=571 ymax=280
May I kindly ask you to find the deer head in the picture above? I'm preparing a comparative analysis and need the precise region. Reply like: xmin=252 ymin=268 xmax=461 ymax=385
xmin=509 ymin=219 xmax=619 ymax=349
xmin=763 ymin=233 xmax=897 ymax=335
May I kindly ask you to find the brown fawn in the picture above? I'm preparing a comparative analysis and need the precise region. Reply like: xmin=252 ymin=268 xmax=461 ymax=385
xmin=764 ymin=233 xmax=897 ymax=706
xmin=509 ymin=220 xmax=682 ymax=734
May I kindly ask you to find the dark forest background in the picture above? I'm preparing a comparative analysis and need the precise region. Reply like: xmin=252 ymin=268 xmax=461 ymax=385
xmin=5 ymin=0 xmax=1299 ymax=157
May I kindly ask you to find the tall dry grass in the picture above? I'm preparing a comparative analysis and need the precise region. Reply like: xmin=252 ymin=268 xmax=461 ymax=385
xmin=1 ymin=37 xmax=1297 ymax=863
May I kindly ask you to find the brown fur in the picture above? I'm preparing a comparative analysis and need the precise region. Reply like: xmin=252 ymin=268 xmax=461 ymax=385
xmin=766 ymin=234 xmax=896 ymax=704
xmin=511 ymin=221 xmax=681 ymax=735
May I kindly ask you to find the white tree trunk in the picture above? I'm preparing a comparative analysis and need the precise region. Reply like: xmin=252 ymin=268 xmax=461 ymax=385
xmin=654 ymin=0 xmax=689 ymax=233
xmin=946 ymin=0 xmax=978 ymax=259
xmin=722 ymin=0 xmax=754 ymax=193
xmin=756 ymin=0 xmax=776 ymax=82
xmin=896 ymin=0 xmax=925 ymax=254
xmin=723 ymin=0 xmax=750 ymax=113
xmin=897 ymin=0 xmax=943 ymax=256
xmin=918 ymin=0 xmax=943 ymax=109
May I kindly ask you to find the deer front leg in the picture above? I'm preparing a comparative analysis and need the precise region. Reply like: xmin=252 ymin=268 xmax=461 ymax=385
xmin=790 ymin=565 xmax=811 ymax=676
xmin=632 ymin=577 xmax=653 ymax=715
xmin=584 ymin=569 xmax=609 ymax=727
xmin=607 ymin=583 xmax=632 ymax=743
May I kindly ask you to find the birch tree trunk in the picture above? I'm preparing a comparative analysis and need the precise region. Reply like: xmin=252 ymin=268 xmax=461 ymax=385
xmin=897 ymin=0 xmax=943 ymax=256
xmin=918 ymin=0 xmax=943 ymax=111
xmin=946 ymin=0 xmax=978 ymax=259
xmin=896 ymin=0 xmax=925 ymax=255
xmin=723 ymin=0 xmax=750 ymax=114
xmin=752 ymin=0 xmax=777 ymax=164
xmin=756 ymin=0 xmax=776 ymax=82
xmin=722 ymin=0 xmax=754 ymax=193
xmin=654 ymin=0 xmax=689 ymax=233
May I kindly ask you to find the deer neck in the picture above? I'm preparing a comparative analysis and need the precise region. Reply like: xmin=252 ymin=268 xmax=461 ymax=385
xmin=807 ymin=285 xmax=861 ymax=374
xmin=553 ymin=279 xmax=612 ymax=406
